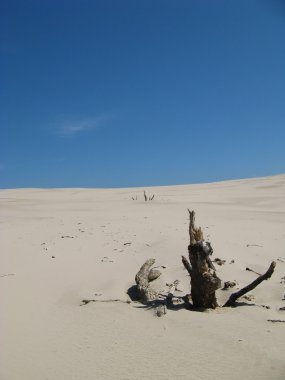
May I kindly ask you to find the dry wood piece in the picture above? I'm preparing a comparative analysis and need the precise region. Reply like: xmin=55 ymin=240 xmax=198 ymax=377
xmin=222 ymin=281 xmax=236 ymax=290
xmin=267 ymin=319 xmax=285 ymax=323
xmin=144 ymin=191 xmax=148 ymax=201
xmin=182 ymin=255 xmax=192 ymax=275
xmin=135 ymin=258 xmax=159 ymax=303
xmin=81 ymin=299 xmax=131 ymax=306
xmin=188 ymin=209 xmax=204 ymax=245
xmin=163 ymin=280 xmax=179 ymax=304
xmin=143 ymin=191 xmax=155 ymax=201
xmin=148 ymin=269 xmax=162 ymax=282
xmin=182 ymin=210 xmax=221 ymax=309
xmin=224 ymin=261 xmax=276 ymax=307
xmin=166 ymin=279 xmax=182 ymax=292
xmin=214 ymin=258 xmax=226 ymax=266
xmin=246 ymin=267 xmax=261 ymax=276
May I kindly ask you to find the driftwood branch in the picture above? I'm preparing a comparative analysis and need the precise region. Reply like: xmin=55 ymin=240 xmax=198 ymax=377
xmin=182 ymin=255 xmax=192 ymax=275
xmin=224 ymin=261 xmax=276 ymax=307
xmin=135 ymin=258 xmax=159 ymax=303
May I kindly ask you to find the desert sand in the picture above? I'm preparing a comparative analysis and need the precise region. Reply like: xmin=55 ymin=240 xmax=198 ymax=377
xmin=1 ymin=174 xmax=285 ymax=380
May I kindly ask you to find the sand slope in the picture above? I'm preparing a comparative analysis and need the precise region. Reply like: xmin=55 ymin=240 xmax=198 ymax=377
xmin=1 ymin=174 xmax=285 ymax=380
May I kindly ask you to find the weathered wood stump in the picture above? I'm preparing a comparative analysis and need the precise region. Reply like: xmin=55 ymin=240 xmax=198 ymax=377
xmin=182 ymin=210 xmax=221 ymax=308
xmin=135 ymin=258 xmax=160 ymax=303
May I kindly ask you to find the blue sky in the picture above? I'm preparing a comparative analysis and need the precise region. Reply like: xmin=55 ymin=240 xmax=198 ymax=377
xmin=1 ymin=0 xmax=284 ymax=188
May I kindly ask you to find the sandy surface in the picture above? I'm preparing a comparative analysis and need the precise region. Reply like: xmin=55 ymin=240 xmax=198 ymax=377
xmin=1 ymin=174 xmax=285 ymax=380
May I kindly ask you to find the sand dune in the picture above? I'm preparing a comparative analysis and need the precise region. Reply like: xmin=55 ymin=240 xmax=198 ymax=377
xmin=1 ymin=174 xmax=285 ymax=380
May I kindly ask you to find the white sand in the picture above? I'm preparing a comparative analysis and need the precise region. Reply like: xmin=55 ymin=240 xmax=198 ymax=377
xmin=1 ymin=174 xmax=285 ymax=380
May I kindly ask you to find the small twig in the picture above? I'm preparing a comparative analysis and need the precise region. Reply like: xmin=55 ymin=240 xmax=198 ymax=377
xmin=213 ymin=258 xmax=226 ymax=266
xmin=267 ymin=319 xmax=285 ymax=323
xmin=246 ymin=267 xmax=261 ymax=276
xmin=153 ymin=265 xmax=166 ymax=269
xmin=81 ymin=299 xmax=131 ymax=306
xmin=246 ymin=244 xmax=263 ymax=248
xmin=144 ymin=191 xmax=147 ymax=201
xmin=166 ymin=280 xmax=181 ymax=293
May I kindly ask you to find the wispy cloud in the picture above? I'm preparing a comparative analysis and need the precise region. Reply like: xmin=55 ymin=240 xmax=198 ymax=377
xmin=55 ymin=115 xmax=108 ymax=137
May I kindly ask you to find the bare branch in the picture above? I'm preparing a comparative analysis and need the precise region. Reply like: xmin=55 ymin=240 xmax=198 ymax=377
xmin=144 ymin=191 xmax=147 ymax=201
xmin=182 ymin=255 xmax=192 ymax=275
xmin=224 ymin=261 xmax=276 ymax=307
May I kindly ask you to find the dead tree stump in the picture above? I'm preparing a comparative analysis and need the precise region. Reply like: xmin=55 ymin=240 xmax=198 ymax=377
xmin=182 ymin=210 xmax=221 ymax=308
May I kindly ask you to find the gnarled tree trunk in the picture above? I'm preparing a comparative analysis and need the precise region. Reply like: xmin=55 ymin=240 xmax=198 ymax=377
xmin=182 ymin=210 xmax=221 ymax=308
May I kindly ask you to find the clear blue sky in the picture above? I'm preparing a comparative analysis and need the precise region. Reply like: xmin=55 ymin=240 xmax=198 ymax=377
xmin=1 ymin=0 xmax=284 ymax=188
